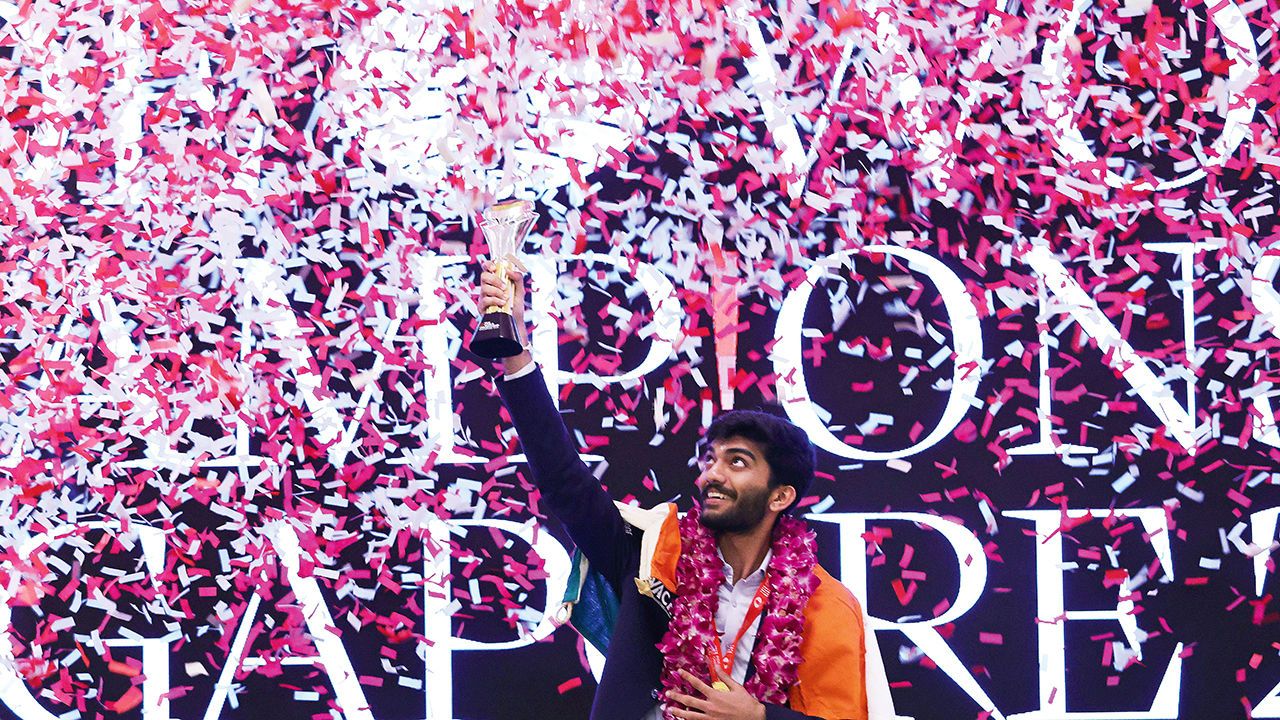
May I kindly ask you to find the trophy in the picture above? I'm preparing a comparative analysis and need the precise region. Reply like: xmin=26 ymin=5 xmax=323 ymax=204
xmin=470 ymin=199 xmax=538 ymax=358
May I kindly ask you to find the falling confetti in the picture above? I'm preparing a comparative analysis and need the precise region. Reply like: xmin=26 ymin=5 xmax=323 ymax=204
xmin=0 ymin=0 xmax=1275 ymax=717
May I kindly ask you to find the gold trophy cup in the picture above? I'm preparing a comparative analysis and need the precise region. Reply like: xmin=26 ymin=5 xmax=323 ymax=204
xmin=470 ymin=199 xmax=538 ymax=358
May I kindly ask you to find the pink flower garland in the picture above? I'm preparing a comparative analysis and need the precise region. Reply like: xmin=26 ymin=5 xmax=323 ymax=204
xmin=655 ymin=506 xmax=820 ymax=717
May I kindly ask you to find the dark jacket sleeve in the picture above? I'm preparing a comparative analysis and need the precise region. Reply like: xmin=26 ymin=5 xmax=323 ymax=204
xmin=497 ymin=366 xmax=636 ymax=593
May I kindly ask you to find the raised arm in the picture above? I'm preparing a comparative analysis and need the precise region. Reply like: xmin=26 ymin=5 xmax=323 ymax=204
xmin=480 ymin=261 xmax=636 ymax=592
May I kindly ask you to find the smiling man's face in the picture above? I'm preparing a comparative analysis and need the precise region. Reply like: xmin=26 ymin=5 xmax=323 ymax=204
xmin=695 ymin=437 xmax=775 ymax=534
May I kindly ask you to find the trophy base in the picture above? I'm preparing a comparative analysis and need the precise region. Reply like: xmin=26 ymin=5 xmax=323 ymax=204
xmin=470 ymin=312 xmax=525 ymax=359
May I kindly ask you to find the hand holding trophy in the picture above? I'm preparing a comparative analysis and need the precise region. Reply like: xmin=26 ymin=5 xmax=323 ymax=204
xmin=470 ymin=199 xmax=538 ymax=358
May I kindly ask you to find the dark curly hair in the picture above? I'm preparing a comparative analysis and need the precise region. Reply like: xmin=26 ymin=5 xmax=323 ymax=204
xmin=703 ymin=409 xmax=815 ymax=513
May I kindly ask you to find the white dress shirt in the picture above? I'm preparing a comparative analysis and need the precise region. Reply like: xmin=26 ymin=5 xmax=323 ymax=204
xmin=643 ymin=550 xmax=772 ymax=719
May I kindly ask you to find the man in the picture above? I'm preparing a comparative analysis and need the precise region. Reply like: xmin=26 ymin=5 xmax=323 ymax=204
xmin=480 ymin=261 xmax=869 ymax=720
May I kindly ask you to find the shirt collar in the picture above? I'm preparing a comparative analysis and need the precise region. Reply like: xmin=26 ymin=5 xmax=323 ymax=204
xmin=716 ymin=547 xmax=772 ymax=588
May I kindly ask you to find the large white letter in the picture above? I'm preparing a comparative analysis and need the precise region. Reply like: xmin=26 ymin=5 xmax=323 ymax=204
xmin=810 ymin=512 xmax=1002 ymax=718
xmin=0 ymin=522 xmax=173 ymax=720
xmin=1011 ymin=242 xmax=1204 ymax=456
xmin=1024 ymin=245 xmax=1201 ymax=452
xmin=412 ymin=251 xmax=680 ymax=464
xmin=545 ymin=252 xmax=682 ymax=388
xmin=416 ymin=517 xmax=574 ymax=719
xmin=1004 ymin=509 xmax=1182 ymax=719
xmin=205 ymin=523 xmax=372 ymax=720
xmin=1032 ymin=0 xmax=1258 ymax=191
xmin=775 ymin=245 xmax=984 ymax=460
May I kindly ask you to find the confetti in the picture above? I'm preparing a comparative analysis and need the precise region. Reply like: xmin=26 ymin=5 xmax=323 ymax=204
xmin=0 ymin=0 xmax=1275 ymax=717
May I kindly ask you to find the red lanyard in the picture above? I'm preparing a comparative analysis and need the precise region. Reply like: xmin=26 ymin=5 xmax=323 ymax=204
xmin=706 ymin=574 xmax=772 ymax=681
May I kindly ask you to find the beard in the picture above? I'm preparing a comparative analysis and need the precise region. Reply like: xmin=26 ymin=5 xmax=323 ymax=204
xmin=698 ymin=482 xmax=772 ymax=534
